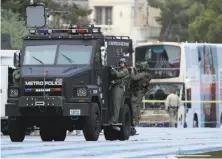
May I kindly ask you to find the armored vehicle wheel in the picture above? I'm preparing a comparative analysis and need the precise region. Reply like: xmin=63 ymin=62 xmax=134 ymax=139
xmin=1 ymin=119 xmax=9 ymax=135
xmin=118 ymin=104 xmax=131 ymax=141
xmin=104 ymin=127 xmax=119 ymax=141
xmin=53 ymin=125 xmax=67 ymax=141
xmin=2 ymin=130 xmax=9 ymax=136
xmin=8 ymin=117 xmax=26 ymax=142
xmin=40 ymin=126 xmax=53 ymax=141
xmin=83 ymin=102 xmax=101 ymax=141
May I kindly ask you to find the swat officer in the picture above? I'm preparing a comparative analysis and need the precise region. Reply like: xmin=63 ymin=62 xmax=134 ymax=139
xmin=109 ymin=58 xmax=129 ymax=126
xmin=130 ymin=61 xmax=152 ymax=134
xmin=12 ymin=68 xmax=21 ymax=86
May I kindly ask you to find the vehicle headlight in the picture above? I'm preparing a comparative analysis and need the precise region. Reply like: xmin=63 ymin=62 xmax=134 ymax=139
xmin=8 ymin=88 xmax=19 ymax=98
xmin=76 ymin=88 xmax=88 ymax=97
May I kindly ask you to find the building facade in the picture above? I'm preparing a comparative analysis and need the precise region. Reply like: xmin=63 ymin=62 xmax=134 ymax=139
xmin=50 ymin=0 xmax=161 ymax=43
xmin=88 ymin=0 xmax=161 ymax=43
xmin=52 ymin=0 xmax=88 ymax=8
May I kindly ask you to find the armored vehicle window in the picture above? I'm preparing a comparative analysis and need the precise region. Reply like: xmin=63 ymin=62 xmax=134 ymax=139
xmin=57 ymin=45 xmax=92 ymax=65
xmin=23 ymin=45 xmax=57 ymax=65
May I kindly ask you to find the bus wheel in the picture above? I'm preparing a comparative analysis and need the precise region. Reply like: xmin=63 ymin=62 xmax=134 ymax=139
xmin=118 ymin=104 xmax=131 ymax=141
xmin=193 ymin=114 xmax=198 ymax=128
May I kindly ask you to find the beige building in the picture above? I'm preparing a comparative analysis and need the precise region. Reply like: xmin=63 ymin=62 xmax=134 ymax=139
xmin=88 ymin=0 xmax=161 ymax=43
xmin=50 ymin=0 xmax=161 ymax=43
xmin=52 ymin=0 xmax=88 ymax=8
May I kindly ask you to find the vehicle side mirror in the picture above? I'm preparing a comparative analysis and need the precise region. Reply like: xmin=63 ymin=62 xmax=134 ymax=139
xmin=13 ymin=51 xmax=20 ymax=68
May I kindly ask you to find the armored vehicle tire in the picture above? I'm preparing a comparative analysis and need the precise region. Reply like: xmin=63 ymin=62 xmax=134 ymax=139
xmin=83 ymin=102 xmax=101 ymax=141
xmin=40 ymin=120 xmax=66 ymax=141
xmin=40 ymin=126 xmax=53 ymax=141
xmin=1 ymin=120 xmax=9 ymax=135
xmin=53 ymin=125 xmax=67 ymax=141
xmin=8 ymin=117 xmax=26 ymax=142
xmin=2 ymin=130 xmax=9 ymax=136
xmin=104 ymin=127 xmax=119 ymax=141
xmin=118 ymin=104 xmax=131 ymax=141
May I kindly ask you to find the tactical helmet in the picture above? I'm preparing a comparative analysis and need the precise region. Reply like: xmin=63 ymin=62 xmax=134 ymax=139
xmin=140 ymin=61 xmax=149 ymax=71
xmin=119 ymin=58 xmax=127 ymax=64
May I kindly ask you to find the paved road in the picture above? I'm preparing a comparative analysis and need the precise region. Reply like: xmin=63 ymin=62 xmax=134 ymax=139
xmin=1 ymin=128 xmax=222 ymax=158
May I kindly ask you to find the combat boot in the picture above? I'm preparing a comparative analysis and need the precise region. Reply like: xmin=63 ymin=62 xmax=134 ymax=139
xmin=109 ymin=121 xmax=121 ymax=131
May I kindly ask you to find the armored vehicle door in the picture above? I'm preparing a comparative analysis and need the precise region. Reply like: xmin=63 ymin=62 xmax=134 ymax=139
xmin=105 ymin=36 xmax=133 ymax=67
xmin=105 ymin=36 xmax=134 ymax=91
xmin=94 ymin=41 xmax=110 ymax=122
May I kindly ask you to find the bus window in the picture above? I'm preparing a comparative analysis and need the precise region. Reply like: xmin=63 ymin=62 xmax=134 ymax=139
xmin=146 ymin=83 xmax=183 ymax=109
xmin=135 ymin=45 xmax=181 ymax=79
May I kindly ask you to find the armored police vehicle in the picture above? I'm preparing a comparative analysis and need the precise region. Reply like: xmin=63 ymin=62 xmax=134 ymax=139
xmin=6 ymin=3 xmax=135 ymax=142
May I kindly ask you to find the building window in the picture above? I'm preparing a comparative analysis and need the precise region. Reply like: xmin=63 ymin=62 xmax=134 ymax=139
xmin=94 ymin=7 xmax=113 ymax=25
xmin=95 ymin=7 xmax=102 ymax=25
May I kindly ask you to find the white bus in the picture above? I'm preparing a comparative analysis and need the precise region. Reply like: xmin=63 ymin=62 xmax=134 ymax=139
xmin=0 ymin=50 xmax=17 ymax=135
xmin=134 ymin=41 xmax=222 ymax=128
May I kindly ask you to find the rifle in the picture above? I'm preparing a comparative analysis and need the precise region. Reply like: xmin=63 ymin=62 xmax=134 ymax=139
xmin=109 ymin=73 xmax=130 ymax=90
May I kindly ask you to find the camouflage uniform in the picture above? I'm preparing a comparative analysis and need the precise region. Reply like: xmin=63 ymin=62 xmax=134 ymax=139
xmin=109 ymin=58 xmax=129 ymax=124
xmin=131 ymin=62 xmax=152 ymax=124
xmin=12 ymin=69 xmax=20 ymax=86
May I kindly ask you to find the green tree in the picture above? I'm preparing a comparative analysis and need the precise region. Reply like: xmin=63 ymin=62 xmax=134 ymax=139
xmin=1 ymin=10 xmax=28 ymax=49
xmin=2 ymin=0 xmax=92 ymax=28
xmin=148 ymin=0 xmax=189 ymax=41
xmin=189 ymin=0 xmax=222 ymax=43
xmin=49 ymin=3 xmax=92 ymax=28
xmin=148 ymin=0 xmax=206 ymax=42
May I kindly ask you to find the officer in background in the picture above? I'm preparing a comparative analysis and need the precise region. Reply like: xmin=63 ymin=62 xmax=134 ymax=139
xmin=109 ymin=58 xmax=129 ymax=128
xmin=12 ymin=68 xmax=20 ymax=86
xmin=130 ymin=61 xmax=152 ymax=135
xmin=165 ymin=88 xmax=181 ymax=127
